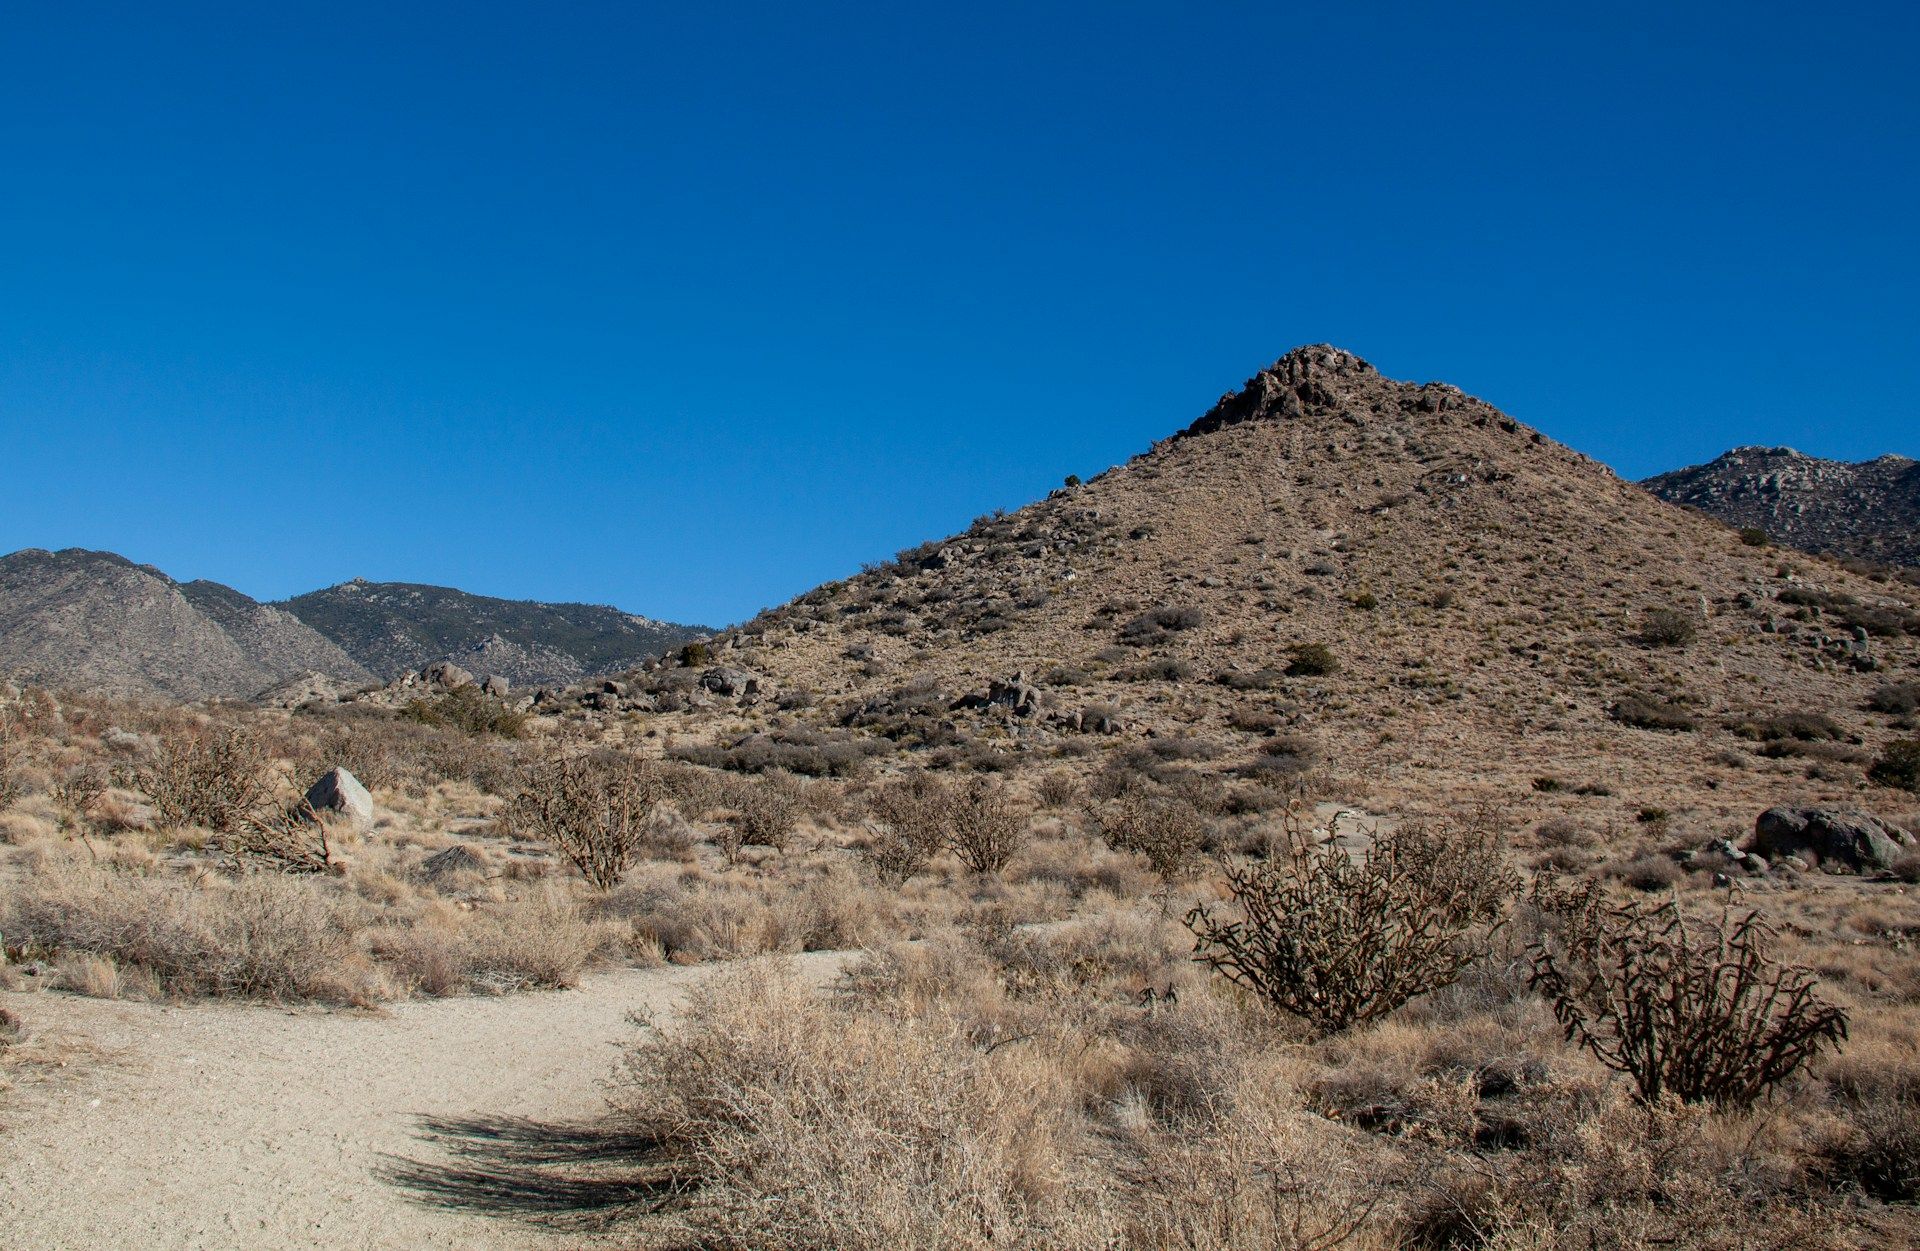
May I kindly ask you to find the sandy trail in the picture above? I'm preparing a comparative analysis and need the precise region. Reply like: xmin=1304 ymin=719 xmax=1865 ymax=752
xmin=0 ymin=952 xmax=847 ymax=1251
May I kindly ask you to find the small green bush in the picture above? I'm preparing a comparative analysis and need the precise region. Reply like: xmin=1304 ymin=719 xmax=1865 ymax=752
xmin=400 ymin=685 xmax=526 ymax=738
xmin=1286 ymin=643 xmax=1339 ymax=677
xmin=1869 ymin=739 xmax=1920 ymax=792
xmin=1638 ymin=608 xmax=1698 ymax=648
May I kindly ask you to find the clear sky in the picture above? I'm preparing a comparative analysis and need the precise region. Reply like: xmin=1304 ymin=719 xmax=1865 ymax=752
xmin=2 ymin=3 xmax=1914 ymax=626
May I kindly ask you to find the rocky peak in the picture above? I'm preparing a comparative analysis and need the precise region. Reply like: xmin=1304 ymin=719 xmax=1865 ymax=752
xmin=1180 ymin=345 xmax=1382 ymax=439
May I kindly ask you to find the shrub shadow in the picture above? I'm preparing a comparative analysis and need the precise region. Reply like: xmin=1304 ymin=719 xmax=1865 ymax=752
xmin=378 ymin=1114 xmax=687 ymax=1229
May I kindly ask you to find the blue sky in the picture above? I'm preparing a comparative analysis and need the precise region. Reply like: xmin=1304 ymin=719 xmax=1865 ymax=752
xmin=2 ymin=3 xmax=1914 ymax=625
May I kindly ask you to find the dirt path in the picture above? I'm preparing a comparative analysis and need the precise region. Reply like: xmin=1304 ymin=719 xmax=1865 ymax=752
xmin=0 ymin=952 xmax=848 ymax=1251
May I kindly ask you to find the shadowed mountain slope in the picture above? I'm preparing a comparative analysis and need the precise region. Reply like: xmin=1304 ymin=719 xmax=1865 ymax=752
xmin=1644 ymin=446 xmax=1920 ymax=569
xmin=0 ymin=549 xmax=373 ymax=701
xmin=280 ymin=580 xmax=709 ymax=688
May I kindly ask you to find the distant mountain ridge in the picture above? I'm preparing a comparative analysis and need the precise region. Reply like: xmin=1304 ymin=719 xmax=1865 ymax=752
xmin=277 ymin=579 xmax=709 ymax=687
xmin=0 ymin=551 xmax=709 ymax=701
xmin=1643 ymin=446 xmax=1920 ymax=568
xmin=0 ymin=548 xmax=373 ymax=701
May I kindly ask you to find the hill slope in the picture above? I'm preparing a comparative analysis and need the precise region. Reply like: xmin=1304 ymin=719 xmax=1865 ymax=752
xmin=588 ymin=346 xmax=1920 ymax=830
xmin=1644 ymin=447 xmax=1920 ymax=569
xmin=280 ymin=580 xmax=709 ymax=687
xmin=0 ymin=549 xmax=373 ymax=701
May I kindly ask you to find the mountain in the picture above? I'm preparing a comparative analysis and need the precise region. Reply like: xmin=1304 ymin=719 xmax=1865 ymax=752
xmin=1643 ymin=447 xmax=1920 ymax=569
xmin=583 ymin=346 xmax=1920 ymax=829
xmin=279 ymin=580 xmax=710 ymax=687
xmin=0 ymin=549 xmax=373 ymax=701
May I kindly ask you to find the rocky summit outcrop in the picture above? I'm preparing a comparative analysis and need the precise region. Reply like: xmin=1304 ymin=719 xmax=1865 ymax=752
xmin=1644 ymin=447 xmax=1920 ymax=569
xmin=0 ymin=549 xmax=373 ymax=701
xmin=279 ymin=579 xmax=710 ymax=687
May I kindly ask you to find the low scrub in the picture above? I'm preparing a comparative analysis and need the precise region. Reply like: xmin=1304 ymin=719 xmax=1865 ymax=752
xmin=3 ymin=853 xmax=365 ymax=1001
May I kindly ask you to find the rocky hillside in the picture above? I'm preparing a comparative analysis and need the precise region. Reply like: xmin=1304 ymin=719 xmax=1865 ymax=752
xmin=1644 ymin=447 xmax=1920 ymax=569
xmin=280 ymin=580 xmax=709 ymax=687
xmin=0 ymin=549 xmax=373 ymax=701
xmin=552 ymin=346 xmax=1920 ymax=835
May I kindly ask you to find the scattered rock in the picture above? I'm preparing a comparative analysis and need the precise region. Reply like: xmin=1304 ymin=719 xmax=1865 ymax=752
xmin=699 ymin=667 xmax=765 ymax=699
xmin=1750 ymin=806 xmax=1915 ymax=873
xmin=306 ymin=767 xmax=375 ymax=828
xmin=422 ymin=661 xmax=474 ymax=690
xmin=481 ymin=674 xmax=510 ymax=697
xmin=420 ymin=844 xmax=488 ymax=882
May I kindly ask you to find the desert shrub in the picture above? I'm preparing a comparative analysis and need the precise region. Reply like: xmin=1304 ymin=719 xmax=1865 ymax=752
xmin=615 ymin=961 xmax=1109 ymax=1246
xmin=300 ymin=719 xmax=404 ymax=791
xmin=1348 ymin=590 xmax=1378 ymax=611
xmin=727 ymin=772 xmax=807 ymax=852
xmin=1237 ymin=733 xmax=1319 ymax=781
xmin=1609 ymin=853 xmax=1683 ymax=892
xmin=398 ymin=685 xmax=526 ymax=737
xmin=1186 ymin=819 xmax=1516 ymax=1034
xmin=674 ymin=729 xmax=879 ymax=778
xmin=1870 ymin=738 xmax=1920 ymax=791
xmin=1284 ymin=643 xmax=1338 ymax=677
xmin=373 ymin=886 xmax=607 ymax=994
xmin=138 ymin=724 xmax=281 ymax=832
xmin=1228 ymin=708 xmax=1283 ymax=734
xmin=1120 ymin=657 xmax=1193 ymax=682
xmin=1033 ymin=771 xmax=1082 ymax=810
xmin=0 ymin=704 xmax=25 ymax=808
xmin=1042 ymin=664 xmax=1090 ymax=687
xmin=1120 ymin=604 xmax=1204 ymax=643
xmin=1729 ymin=710 xmax=1846 ymax=742
xmin=1739 ymin=526 xmax=1769 ymax=546
xmin=947 ymin=777 xmax=1028 ymax=873
xmin=1609 ymin=694 xmax=1696 ymax=732
xmin=681 ymin=641 xmax=712 ymax=666
xmin=228 ymin=799 xmax=337 ymax=873
xmin=3 ymin=855 xmax=363 ymax=1001
xmin=861 ymin=773 xmax=950 ymax=883
xmin=506 ymin=749 xmax=666 ymax=888
xmin=1819 ymin=1058 xmax=1920 ymax=1201
xmin=1528 ymin=883 xmax=1847 ymax=1107
xmin=1093 ymin=790 xmax=1208 ymax=877
xmin=1215 ymin=668 xmax=1284 ymax=691
xmin=1869 ymin=683 xmax=1920 ymax=716
xmin=1637 ymin=607 xmax=1698 ymax=648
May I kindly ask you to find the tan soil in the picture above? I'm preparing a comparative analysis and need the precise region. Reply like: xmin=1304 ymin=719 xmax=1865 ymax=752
xmin=0 ymin=952 xmax=847 ymax=1251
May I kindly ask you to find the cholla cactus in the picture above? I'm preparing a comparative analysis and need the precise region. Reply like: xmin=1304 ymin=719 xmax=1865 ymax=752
xmin=1186 ymin=816 xmax=1514 ymax=1034
xmin=1529 ymin=882 xmax=1847 ymax=1107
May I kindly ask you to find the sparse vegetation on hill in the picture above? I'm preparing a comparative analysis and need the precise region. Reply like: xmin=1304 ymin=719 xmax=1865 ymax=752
xmin=7 ymin=347 xmax=1920 ymax=1247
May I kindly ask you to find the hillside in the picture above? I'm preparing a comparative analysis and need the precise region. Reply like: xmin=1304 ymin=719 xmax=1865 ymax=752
xmin=567 ymin=346 xmax=1920 ymax=833
xmin=1644 ymin=446 xmax=1920 ymax=569
xmin=0 ymin=549 xmax=373 ymax=701
xmin=280 ymin=579 xmax=709 ymax=687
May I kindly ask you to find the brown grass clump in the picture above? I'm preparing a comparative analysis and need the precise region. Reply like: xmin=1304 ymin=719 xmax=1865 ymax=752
xmin=2 ymin=850 xmax=369 ymax=1002
xmin=618 ymin=959 xmax=1114 ymax=1249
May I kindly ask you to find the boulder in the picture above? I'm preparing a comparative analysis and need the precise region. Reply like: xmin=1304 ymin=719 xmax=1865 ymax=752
xmin=700 ymin=667 xmax=764 ymax=699
xmin=420 ymin=844 xmax=488 ymax=883
xmin=481 ymin=674 xmax=510 ymax=698
xmin=423 ymin=661 xmax=474 ymax=690
xmin=1751 ymin=806 xmax=1914 ymax=873
xmin=306 ymin=767 xmax=375 ymax=828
